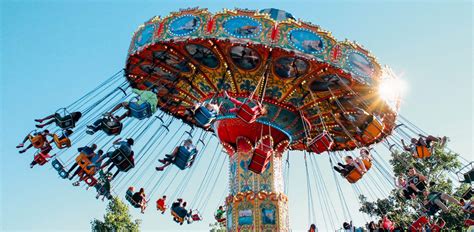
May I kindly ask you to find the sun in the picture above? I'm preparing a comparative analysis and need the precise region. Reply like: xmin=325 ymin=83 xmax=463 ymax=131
xmin=378 ymin=67 xmax=406 ymax=111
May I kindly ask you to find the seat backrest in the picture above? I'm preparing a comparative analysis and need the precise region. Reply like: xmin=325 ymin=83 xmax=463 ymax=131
xmin=173 ymin=146 xmax=197 ymax=170
xmin=195 ymin=106 xmax=216 ymax=126
xmin=129 ymin=102 xmax=152 ymax=119
xmin=56 ymin=114 xmax=75 ymax=129
xmin=416 ymin=146 xmax=431 ymax=159
xmin=237 ymin=104 xmax=257 ymax=123
xmin=30 ymin=135 xmax=45 ymax=148
xmin=308 ymin=131 xmax=334 ymax=154
xmin=346 ymin=168 xmax=363 ymax=183
xmin=111 ymin=148 xmax=134 ymax=172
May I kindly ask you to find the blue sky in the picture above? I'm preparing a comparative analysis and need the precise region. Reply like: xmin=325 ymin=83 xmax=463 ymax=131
xmin=1 ymin=0 xmax=472 ymax=231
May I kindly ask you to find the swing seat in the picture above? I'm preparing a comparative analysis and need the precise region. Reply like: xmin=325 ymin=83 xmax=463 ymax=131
xmin=308 ymin=131 xmax=334 ymax=154
xmin=171 ymin=207 xmax=186 ymax=224
xmin=55 ymin=113 xmax=75 ymax=129
xmin=75 ymin=169 xmax=97 ymax=186
xmin=345 ymin=168 xmax=363 ymax=183
xmin=236 ymin=104 xmax=258 ymax=124
xmin=129 ymin=102 xmax=152 ymax=120
xmin=194 ymin=106 xmax=216 ymax=126
xmin=29 ymin=135 xmax=45 ymax=149
xmin=425 ymin=200 xmax=443 ymax=216
xmin=75 ymin=153 xmax=96 ymax=176
xmin=83 ymin=175 xmax=97 ymax=187
xmin=191 ymin=213 xmax=202 ymax=221
xmin=125 ymin=190 xmax=141 ymax=208
xmin=51 ymin=159 xmax=68 ymax=179
xmin=362 ymin=159 xmax=372 ymax=170
xmin=410 ymin=216 xmax=429 ymax=232
xmin=53 ymin=134 xmax=71 ymax=149
xmin=34 ymin=152 xmax=51 ymax=166
xmin=457 ymin=162 xmax=474 ymax=183
xmin=173 ymin=146 xmax=197 ymax=170
xmin=415 ymin=145 xmax=432 ymax=159
xmin=102 ymin=119 xmax=123 ymax=136
xmin=361 ymin=117 xmax=383 ymax=142
xmin=465 ymin=219 xmax=474 ymax=227
xmin=215 ymin=216 xmax=226 ymax=223
xmin=431 ymin=218 xmax=445 ymax=232
xmin=110 ymin=146 xmax=135 ymax=172
xmin=462 ymin=168 xmax=474 ymax=184
xmin=248 ymin=147 xmax=272 ymax=174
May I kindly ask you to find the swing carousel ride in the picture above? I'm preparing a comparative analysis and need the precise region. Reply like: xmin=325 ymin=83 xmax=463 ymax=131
xmin=17 ymin=7 xmax=472 ymax=231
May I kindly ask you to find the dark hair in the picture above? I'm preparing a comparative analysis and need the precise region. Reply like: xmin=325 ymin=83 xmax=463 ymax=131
xmin=343 ymin=222 xmax=350 ymax=229
xmin=139 ymin=188 xmax=144 ymax=193
xmin=310 ymin=224 xmax=316 ymax=229
xmin=65 ymin=129 xmax=74 ymax=136
xmin=91 ymin=144 xmax=98 ymax=149
xmin=346 ymin=155 xmax=353 ymax=160
xmin=127 ymin=138 xmax=134 ymax=146
xmin=183 ymin=202 xmax=187 ymax=207
xmin=163 ymin=195 xmax=167 ymax=198
xmin=98 ymin=150 xmax=104 ymax=154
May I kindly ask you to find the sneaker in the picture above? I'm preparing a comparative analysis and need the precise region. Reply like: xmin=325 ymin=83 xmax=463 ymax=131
xmin=86 ymin=130 xmax=95 ymax=135
xmin=72 ymin=181 xmax=80 ymax=186
xmin=35 ymin=125 xmax=44 ymax=129
xmin=19 ymin=150 xmax=26 ymax=154
xmin=87 ymin=125 xmax=95 ymax=130
xmin=34 ymin=119 xmax=43 ymax=123
xmin=158 ymin=159 xmax=166 ymax=164
xmin=16 ymin=144 xmax=24 ymax=148
xmin=156 ymin=167 xmax=164 ymax=171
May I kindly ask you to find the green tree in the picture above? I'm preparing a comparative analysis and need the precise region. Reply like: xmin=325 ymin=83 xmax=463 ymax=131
xmin=359 ymin=142 xmax=468 ymax=230
xmin=91 ymin=196 xmax=141 ymax=232
xmin=209 ymin=222 xmax=226 ymax=232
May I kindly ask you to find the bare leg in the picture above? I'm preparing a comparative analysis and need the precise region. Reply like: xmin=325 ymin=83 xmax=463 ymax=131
xmin=227 ymin=96 xmax=243 ymax=107
xmin=116 ymin=112 xmax=129 ymax=122
xmin=19 ymin=144 xmax=33 ymax=153
xmin=110 ymin=102 xmax=127 ymax=114
xmin=433 ymin=199 xmax=449 ymax=212
xmin=440 ymin=193 xmax=460 ymax=205
xmin=156 ymin=163 xmax=171 ymax=171
xmin=35 ymin=114 xmax=55 ymax=122
xmin=36 ymin=118 xmax=56 ymax=128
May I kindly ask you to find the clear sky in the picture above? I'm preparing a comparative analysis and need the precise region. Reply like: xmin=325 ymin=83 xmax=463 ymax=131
xmin=1 ymin=0 xmax=472 ymax=231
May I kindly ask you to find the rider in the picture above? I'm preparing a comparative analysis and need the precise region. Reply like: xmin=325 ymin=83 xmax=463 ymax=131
xmin=333 ymin=156 xmax=358 ymax=176
xmin=98 ymin=138 xmax=135 ymax=180
xmin=156 ymin=139 xmax=196 ymax=171
xmin=107 ymin=88 xmax=158 ymax=122
xmin=35 ymin=111 xmax=82 ymax=129
xmin=422 ymin=190 xmax=461 ymax=213
xmin=404 ymin=167 xmax=427 ymax=199
xmin=156 ymin=195 xmax=167 ymax=214
xmin=224 ymin=91 xmax=267 ymax=118
xmin=67 ymin=144 xmax=97 ymax=180
xmin=402 ymin=135 xmax=446 ymax=154
xmin=215 ymin=206 xmax=225 ymax=221
xmin=132 ymin=188 xmax=147 ymax=214
xmin=17 ymin=130 xmax=52 ymax=154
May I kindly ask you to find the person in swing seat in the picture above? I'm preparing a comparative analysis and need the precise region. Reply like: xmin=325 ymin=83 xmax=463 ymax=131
xmin=155 ymin=139 xmax=196 ymax=171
